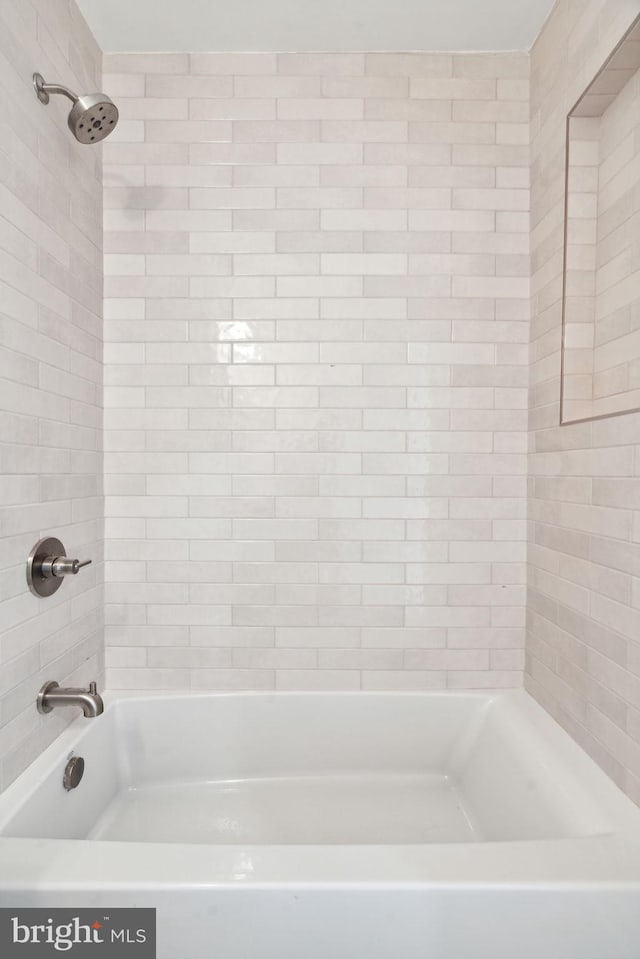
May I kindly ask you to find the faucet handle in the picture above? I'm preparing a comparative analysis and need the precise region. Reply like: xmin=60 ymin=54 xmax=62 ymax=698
xmin=52 ymin=557 xmax=92 ymax=576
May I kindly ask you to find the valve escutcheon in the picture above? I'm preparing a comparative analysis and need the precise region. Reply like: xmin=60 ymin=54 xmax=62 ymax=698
xmin=26 ymin=537 xmax=92 ymax=598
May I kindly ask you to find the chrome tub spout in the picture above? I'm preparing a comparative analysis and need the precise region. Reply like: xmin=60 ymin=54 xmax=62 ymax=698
xmin=37 ymin=681 xmax=104 ymax=718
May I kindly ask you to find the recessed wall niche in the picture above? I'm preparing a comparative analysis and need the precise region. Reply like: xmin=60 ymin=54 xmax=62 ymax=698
xmin=560 ymin=16 xmax=640 ymax=424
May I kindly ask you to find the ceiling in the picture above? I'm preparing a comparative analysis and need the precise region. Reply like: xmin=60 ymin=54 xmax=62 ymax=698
xmin=76 ymin=0 xmax=557 ymax=53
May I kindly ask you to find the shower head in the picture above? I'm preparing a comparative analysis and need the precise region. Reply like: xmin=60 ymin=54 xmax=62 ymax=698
xmin=33 ymin=73 xmax=119 ymax=144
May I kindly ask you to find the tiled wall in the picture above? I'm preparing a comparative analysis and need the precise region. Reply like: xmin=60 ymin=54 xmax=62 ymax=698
xmin=102 ymin=51 xmax=529 ymax=692
xmin=527 ymin=0 xmax=640 ymax=804
xmin=0 ymin=0 xmax=104 ymax=792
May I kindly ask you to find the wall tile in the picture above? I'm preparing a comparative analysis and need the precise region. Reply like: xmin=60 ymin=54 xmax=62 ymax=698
xmin=102 ymin=49 xmax=529 ymax=694
xmin=0 ymin=0 xmax=103 ymax=793
xmin=526 ymin=0 xmax=640 ymax=805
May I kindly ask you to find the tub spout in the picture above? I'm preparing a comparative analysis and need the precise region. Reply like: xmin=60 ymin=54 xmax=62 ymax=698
xmin=37 ymin=680 xmax=104 ymax=718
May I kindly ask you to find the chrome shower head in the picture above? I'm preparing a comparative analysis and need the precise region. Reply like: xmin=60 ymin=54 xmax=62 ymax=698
xmin=67 ymin=93 xmax=119 ymax=144
xmin=33 ymin=73 xmax=119 ymax=144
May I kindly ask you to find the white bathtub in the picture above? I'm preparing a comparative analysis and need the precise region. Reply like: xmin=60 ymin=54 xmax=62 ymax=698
xmin=0 ymin=689 xmax=639 ymax=958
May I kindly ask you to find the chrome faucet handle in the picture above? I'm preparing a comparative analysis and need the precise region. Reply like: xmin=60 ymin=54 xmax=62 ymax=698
xmin=50 ymin=557 xmax=92 ymax=577
xmin=27 ymin=537 xmax=93 ymax=597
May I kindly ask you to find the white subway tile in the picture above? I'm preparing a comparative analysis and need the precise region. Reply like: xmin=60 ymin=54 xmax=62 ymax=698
xmin=234 ymin=121 xmax=320 ymax=142
xmin=235 ymin=76 xmax=322 ymax=98
xmin=190 ymin=99 xmax=276 ymax=120
xmin=322 ymin=120 xmax=408 ymax=142
xmin=104 ymin=53 xmax=188 ymax=73
xmin=323 ymin=76 xmax=409 ymax=98
xmin=95 ymin=49 xmax=531 ymax=705
xmin=278 ymin=98 xmax=364 ymax=120
xmin=365 ymin=54 xmax=453 ymax=78
xmin=278 ymin=54 xmax=365 ymax=76
xmin=191 ymin=53 xmax=278 ymax=74
xmin=145 ymin=120 xmax=232 ymax=142
xmin=146 ymin=75 xmax=233 ymax=98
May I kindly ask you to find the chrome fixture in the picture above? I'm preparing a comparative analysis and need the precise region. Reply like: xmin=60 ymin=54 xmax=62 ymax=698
xmin=63 ymin=756 xmax=85 ymax=791
xmin=37 ymin=681 xmax=104 ymax=718
xmin=27 ymin=537 xmax=92 ymax=597
xmin=33 ymin=72 xmax=119 ymax=144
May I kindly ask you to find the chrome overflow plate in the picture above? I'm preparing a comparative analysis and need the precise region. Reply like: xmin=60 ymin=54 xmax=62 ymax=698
xmin=63 ymin=756 xmax=85 ymax=791
xmin=26 ymin=537 xmax=92 ymax=597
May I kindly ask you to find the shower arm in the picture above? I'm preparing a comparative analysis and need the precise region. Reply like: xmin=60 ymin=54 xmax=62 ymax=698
xmin=33 ymin=73 xmax=78 ymax=106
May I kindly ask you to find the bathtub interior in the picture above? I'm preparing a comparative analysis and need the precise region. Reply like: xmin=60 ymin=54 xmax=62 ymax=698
xmin=0 ymin=692 xmax=618 ymax=846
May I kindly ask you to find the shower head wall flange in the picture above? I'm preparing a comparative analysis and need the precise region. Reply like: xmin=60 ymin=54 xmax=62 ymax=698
xmin=33 ymin=73 xmax=77 ymax=106
xmin=33 ymin=72 xmax=119 ymax=144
